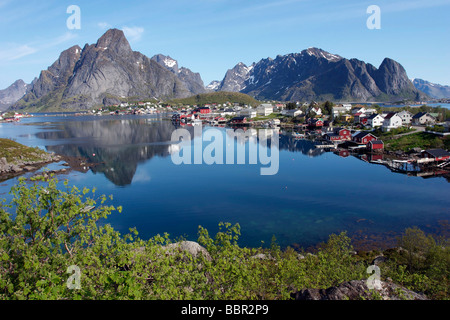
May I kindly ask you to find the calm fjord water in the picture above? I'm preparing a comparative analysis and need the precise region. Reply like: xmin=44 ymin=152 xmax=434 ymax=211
xmin=1 ymin=114 xmax=449 ymax=249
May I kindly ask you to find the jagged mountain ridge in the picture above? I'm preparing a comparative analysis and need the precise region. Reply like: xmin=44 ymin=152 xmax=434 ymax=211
xmin=4 ymin=35 xmax=432 ymax=111
xmin=217 ymin=47 xmax=427 ymax=102
xmin=12 ymin=29 xmax=207 ymax=111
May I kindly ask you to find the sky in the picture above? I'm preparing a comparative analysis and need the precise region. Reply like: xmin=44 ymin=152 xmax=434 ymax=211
xmin=0 ymin=0 xmax=449 ymax=89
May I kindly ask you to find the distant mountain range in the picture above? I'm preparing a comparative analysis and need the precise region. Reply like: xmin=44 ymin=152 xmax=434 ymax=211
xmin=2 ymin=28 xmax=446 ymax=112
xmin=412 ymin=78 xmax=450 ymax=99
xmin=209 ymin=47 xmax=428 ymax=102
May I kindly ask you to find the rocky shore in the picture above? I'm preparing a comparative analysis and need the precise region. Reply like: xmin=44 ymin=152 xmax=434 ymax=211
xmin=0 ymin=152 xmax=62 ymax=180
xmin=0 ymin=138 xmax=98 ymax=181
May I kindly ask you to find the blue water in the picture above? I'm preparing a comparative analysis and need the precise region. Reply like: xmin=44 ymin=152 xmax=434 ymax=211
xmin=1 ymin=114 xmax=449 ymax=249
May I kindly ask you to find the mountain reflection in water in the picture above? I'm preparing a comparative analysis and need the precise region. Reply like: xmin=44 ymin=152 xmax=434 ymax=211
xmin=35 ymin=117 xmax=326 ymax=186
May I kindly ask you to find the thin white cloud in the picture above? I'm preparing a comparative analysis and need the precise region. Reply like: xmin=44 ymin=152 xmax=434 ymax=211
xmin=122 ymin=26 xmax=144 ymax=42
xmin=0 ymin=32 xmax=78 ymax=63
xmin=382 ymin=0 xmax=450 ymax=13
xmin=0 ymin=44 xmax=37 ymax=61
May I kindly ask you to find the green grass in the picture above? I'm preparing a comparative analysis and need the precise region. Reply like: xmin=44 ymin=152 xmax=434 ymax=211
xmin=384 ymin=132 xmax=449 ymax=152
xmin=168 ymin=91 xmax=261 ymax=107
xmin=252 ymin=113 xmax=283 ymax=121
xmin=0 ymin=138 xmax=48 ymax=163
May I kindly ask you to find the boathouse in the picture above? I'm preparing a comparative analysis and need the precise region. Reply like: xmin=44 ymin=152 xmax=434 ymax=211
xmin=421 ymin=149 xmax=450 ymax=162
xmin=367 ymin=140 xmax=384 ymax=152
xmin=229 ymin=116 xmax=248 ymax=125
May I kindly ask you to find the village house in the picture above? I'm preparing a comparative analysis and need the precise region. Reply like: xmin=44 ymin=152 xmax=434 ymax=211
xmin=367 ymin=140 xmax=384 ymax=152
xmin=382 ymin=112 xmax=403 ymax=132
xmin=421 ymin=149 xmax=450 ymax=162
xmin=412 ymin=112 xmax=436 ymax=125
xmin=351 ymin=106 xmax=366 ymax=115
xmin=239 ymin=108 xmax=257 ymax=118
xmin=193 ymin=106 xmax=211 ymax=114
xmin=282 ymin=109 xmax=302 ymax=117
xmin=367 ymin=113 xmax=384 ymax=128
xmin=229 ymin=116 xmax=248 ymax=125
xmin=352 ymin=131 xmax=378 ymax=144
xmin=332 ymin=106 xmax=347 ymax=118
xmin=341 ymin=104 xmax=352 ymax=111
xmin=308 ymin=118 xmax=324 ymax=128
xmin=309 ymin=106 xmax=322 ymax=116
xmin=221 ymin=108 xmax=236 ymax=117
xmin=324 ymin=127 xmax=351 ymax=142
xmin=256 ymin=104 xmax=274 ymax=116
xmin=353 ymin=112 xmax=367 ymax=124
xmin=397 ymin=110 xmax=413 ymax=125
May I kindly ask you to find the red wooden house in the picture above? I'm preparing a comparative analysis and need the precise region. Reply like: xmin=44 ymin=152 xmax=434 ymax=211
xmin=367 ymin=140 xmax=384 ymax=152
xmin=194 ymin=107 xmax=211 ymax=114
xmin=352 ymin=131 xmax=378 ymax=144
xmin=421 ymin=149 xmax=450 ymax=161
xmin=229 ymin=116 xmax=248 ymax=124
xmin=324 ymin=127 xmax=351 ymax=142
xmin=308 ymin=118 xmax=324 ymax=128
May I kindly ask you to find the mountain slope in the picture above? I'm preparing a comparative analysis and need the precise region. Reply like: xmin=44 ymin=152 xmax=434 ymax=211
xmin=0 ymin=79 xmax=32 ymax=111
xmin=12 ymin=29 xmax=203 ymax=112
xmin=412 ymin=78 xmax=450 ymax=99
xmin=218 ymin=48 xmax=427 ymax=102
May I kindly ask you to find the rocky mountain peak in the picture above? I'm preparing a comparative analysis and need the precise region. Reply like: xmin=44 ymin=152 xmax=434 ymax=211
xmin=95 ymin=28 xmax=131 ymax=54
xmin=303 ymin=47 xmax=343 ymax=62
xmin=151 ymin=54 xmax=179 ymax=73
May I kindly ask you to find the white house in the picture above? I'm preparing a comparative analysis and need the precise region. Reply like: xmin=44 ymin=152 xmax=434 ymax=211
xmin=412 ymin=112 xmax=436 ymax=125
xmin=351 ymin=106 xmax=366 ymax=114
xmin=239 ymin=108 xmax=257 ymax=118
xmin=221 ymin=108 xmax=236 ymax=117
xmin=282 ymin=109 xmax=302 ymax=117
xmin=367 ymin=113 xmax=384 ymax=128
xmin=310 ymin=106 xmax=322 ymax=116
xmin=397 ymin=110 xmax=413 ymax=125
xmin=364 ymin=108 xmax=378 ymax=115
xmin=382 ymin=112 xmax=403 ymax=131
xmin=256 ymin=104 xmax=273 ymax=116
xmin=342 ymin=104 xmax=352 ymax=111
xmin=332 ymin=106 xmax=347 ymax=118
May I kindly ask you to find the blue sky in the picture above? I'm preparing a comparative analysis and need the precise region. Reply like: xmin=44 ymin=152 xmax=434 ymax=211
xmin=0 ymin=0 xmax=449 ymax=89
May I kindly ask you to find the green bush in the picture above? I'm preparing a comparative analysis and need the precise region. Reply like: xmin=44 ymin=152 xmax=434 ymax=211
xmin=0 ymin=177 xmax=448 ymax=300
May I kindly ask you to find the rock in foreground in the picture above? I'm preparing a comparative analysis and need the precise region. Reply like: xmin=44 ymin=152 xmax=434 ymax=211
xmin=291 ymin=280 xmax=428 ymax=300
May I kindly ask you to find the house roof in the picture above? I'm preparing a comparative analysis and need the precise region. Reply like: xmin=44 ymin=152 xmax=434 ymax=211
xmin=367 ymin=113 xmax=381 ymax=120
xmin=412 ymin=112 xmax=428 ymax=119
xmin=231 ymin=116 xmax=247 ymax=120
xmin=369 ymin=140 xmax=384 ymax=145
xmin=383 ymin=112 xmax=397 ymax=120
xmin=353 ymin=131 xmax=377 ymax=139
xmin=423 ymin=149 xmax=450 ymax=158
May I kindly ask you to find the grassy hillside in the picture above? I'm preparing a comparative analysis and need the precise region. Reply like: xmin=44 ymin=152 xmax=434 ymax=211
xmin=168 ymin=91 xmax=261 ymax=107
xmin=0 ymin=138 xmax=49 ymax=163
